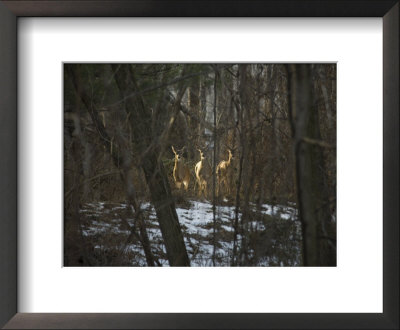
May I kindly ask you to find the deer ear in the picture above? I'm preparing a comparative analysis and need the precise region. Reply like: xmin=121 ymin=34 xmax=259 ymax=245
xmin=171 ymin=146 xmax=176 ymax=154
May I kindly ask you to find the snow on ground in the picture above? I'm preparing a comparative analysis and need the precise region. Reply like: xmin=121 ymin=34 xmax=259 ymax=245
xmin=79 ymin=199 xmax=300 ymax=266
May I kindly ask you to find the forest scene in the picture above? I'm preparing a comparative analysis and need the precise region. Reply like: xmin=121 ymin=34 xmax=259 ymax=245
xmin=64 ymin=63 xmax=336 ymax=267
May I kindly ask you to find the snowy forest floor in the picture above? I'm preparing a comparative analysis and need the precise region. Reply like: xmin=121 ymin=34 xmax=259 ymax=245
xmin=76 ymin=199 xmax=302 ymax=266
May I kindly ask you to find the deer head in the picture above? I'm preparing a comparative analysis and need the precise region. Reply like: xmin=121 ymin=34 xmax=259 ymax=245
xmin=172 ymin=146 xmax=184 ymax=162
xmin=197 ymin=149 xmax=206 ymax=160
xmin=225 ymin=148 xmax=235 ymax=165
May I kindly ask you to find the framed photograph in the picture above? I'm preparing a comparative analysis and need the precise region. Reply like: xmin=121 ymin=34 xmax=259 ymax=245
xmin=0 ymin=1 xmax=398 ymax=329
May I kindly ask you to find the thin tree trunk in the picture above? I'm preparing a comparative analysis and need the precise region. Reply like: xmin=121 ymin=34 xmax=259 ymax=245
xmin=212 ymin=68 xmax=218 ymax=266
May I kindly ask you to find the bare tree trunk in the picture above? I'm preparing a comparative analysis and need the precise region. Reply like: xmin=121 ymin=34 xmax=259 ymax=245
xmin=188 ymin=78 xmax=200 ymax=157
xmin=212 ymin=68 xmax=218 ymax=265
xmin=231 ymin=66 xmax=243 ymax=266
xmin=238 ymin=64 xmax=251 ymax=265
xmin=68 ymin=133 xmax=89 ymax=265
xmin=287 ymin=64 xmax=336 ymax=266
xmin=112 ymin=64 xmax=190 ymax=266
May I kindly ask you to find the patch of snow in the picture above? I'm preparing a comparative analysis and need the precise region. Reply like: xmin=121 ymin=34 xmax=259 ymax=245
xmin=79 ymin=198 xmax=300 ymax=267
xmin=221 ymin=225 xmax=234 ymax=232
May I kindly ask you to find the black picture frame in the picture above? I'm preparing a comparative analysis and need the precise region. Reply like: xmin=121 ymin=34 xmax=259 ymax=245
xmin=0 ymin=1 xmax=398 ymax=329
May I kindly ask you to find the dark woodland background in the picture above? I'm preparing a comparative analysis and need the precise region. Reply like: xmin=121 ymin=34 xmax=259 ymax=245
xmin=64 ymin=63 xmax=336 ymax=267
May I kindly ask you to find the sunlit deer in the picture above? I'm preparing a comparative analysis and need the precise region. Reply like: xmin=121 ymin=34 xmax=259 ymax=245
xmin=194 ymin=149 xmax=212 ymax=198
xmin=216 ymin=149 xmax=234 ymax=196
xmin=171 ymin=146 xmax=191 ymax=191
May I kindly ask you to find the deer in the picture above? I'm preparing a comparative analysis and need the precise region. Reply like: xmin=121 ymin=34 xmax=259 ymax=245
xmin=171 ymin=146 xmax=191 ymax=191
xmin=216 ymin=149 xmax=235 ymax=197
xmin=194 ymin=149 xmax=212 ymax=198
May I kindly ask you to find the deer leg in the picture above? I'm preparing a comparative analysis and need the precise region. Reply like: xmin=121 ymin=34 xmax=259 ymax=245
xmin=220 ymin=178 xmax=225 ymax=196
xmin=183 ymin=180 xmax=189 ymax=191
xmin=198 ymin=179 xmax=202 ymax=197
xmin=196 ymin=179 xmax=201 ymax=197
